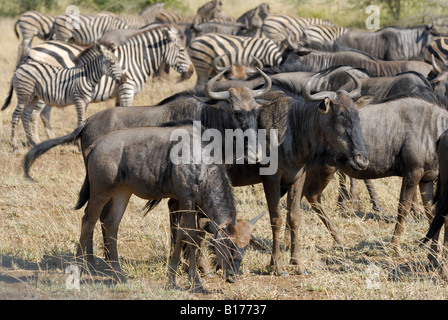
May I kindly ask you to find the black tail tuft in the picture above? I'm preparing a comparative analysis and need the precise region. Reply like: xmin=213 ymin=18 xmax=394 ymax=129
xmin=74 ymin=176 xmax=90 ymax=210
xmin=142 ymin=199 xmax=162 ymax=217
xmin=2 ymin=84 xmax=14 ymax=111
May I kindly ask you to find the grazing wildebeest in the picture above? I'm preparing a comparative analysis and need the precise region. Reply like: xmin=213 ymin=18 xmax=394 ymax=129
xmin=74 ymin=120 xmax=261 ymax=292
xmin=335 ymin=24 xmax=440 ymax=61
xmin=25 ymin=69 xmax=369 ymax=276
xmin=422 ymin=129 xmax=448 ymax=280
xmin=284 ymin=95 xmax=448 ymax=271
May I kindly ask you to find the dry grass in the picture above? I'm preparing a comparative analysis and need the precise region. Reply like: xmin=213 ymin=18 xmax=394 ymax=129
xmin=1 ymin=4 xmax=448 ymax=300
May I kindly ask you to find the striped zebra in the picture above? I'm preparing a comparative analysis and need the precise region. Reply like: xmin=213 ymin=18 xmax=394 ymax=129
xmin=3 ymin=42 xmax=126 ymax=151
xmin=14 ymin=10 xmax=55 ymax=65
xmin=188 ymin=33 xmax=284 ymax=87
xmin=302 ymin=25 xmax=348 ymax=44
xmin=52 ymin=13 xmax=129 ymax=46
xmin=261 ymin=14 xmax=334 ymax=43
xmin=425 ymin=37 xmax=448 ymax=65
xmin=7 ymin=25 xmax=194 ymax=142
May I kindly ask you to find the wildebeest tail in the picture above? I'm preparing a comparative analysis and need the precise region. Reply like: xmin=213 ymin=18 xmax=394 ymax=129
xmin=2 ymin=83 xmax=14 ymax=111
xmin=75 ymin=175 xmax=90 ymax=210
xmin=24 ymin=122 xmax=86 ymax=180
xmin=142 ymin=199 xmax=162 ymax=216
xmin=421 ymin=175 xmax=448 ymax=244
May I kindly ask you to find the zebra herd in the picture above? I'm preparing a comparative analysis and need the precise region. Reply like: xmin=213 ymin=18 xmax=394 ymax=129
xmin=4 ymin=0 xmax=448 ymax=291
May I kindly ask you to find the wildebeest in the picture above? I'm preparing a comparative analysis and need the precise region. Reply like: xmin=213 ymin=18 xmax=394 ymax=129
xmin=286 ymin=40 xmax=434 ymax=77
xmin=284 ymin=95 xmax=448 ymax=271
xmin=429 ymin=54 xmax=448 ymax=109
xmin=74 ymin=120 xmax=262 ymax=292
xmin=24 ymin=69 xmax=369 ymax=277
xmin=422 ymin=129 xmax=448 ymax=280
xmin=335 ymin=24 xmax=440 ymax=61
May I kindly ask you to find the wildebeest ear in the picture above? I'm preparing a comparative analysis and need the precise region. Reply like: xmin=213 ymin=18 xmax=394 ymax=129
xmin=354 ymin=95 xmax=374 ymax=109
xmin=318 ymin=98 xmax=331 ymax=114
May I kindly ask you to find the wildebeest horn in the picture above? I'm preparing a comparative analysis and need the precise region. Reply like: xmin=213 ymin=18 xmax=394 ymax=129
xmin=432 ymin=54 xmax=442 ymax=75
xmin=303 ymin=72 xmax=337 ymax=101
xmin=286 ymin=31 xmax=298 ymax=50
xmin=345 ymin=70 xmax=362 ymax=99
xmin=252 ymin=67 xmax=272 ymax=98
xmin=249 ymin=210 xmax=267 ymax=225
xmin=250 ymin=55 xmax=263 ymax=70
xmin=204 ymin=67 xmax=231 ymax=101
xmin=213 ymin=54 xmax=227 ymax=72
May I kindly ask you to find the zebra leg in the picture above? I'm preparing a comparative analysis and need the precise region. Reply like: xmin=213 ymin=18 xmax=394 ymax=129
xmin=74 ymin=101 xmax=87 ymax=126
xmin=10 ymin=103 xmax=26 ymax=152
xmin=117 ymin=86 xmax=135 ymax=107
xmin=21 ymin=101 xmax=41 ymax=147
xmin=39 ymin=104 xmax=54 ymax=139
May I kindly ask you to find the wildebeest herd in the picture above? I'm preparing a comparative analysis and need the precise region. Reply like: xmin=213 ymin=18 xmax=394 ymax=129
xmin=3 ymin=0 xmax=448 ymax=294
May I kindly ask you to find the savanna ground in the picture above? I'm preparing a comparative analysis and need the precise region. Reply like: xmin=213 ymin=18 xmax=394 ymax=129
xmin=1 ymin=0 xmax=448 ymax=301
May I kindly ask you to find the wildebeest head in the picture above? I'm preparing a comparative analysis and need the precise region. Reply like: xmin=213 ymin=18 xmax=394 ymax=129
xmin=304 ymin=70 xmax=371 ymax=170
xmin=95 ymin=41 xmax=127 ymax=85
xmin=204 ymin=66 xmax=272 ymax=163
xmin=162 ymin=25 xmax=194 ymax=79
xmin=213 ymin=211 xmax=266 ymax=283
xmin=429 ymin=54 xmax=448 ymax=105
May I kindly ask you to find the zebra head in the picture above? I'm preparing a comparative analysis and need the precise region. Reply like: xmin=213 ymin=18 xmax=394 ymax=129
xmin=161 ymin=26 xmax=194 ymax=79
xmin=96 ymin=42 xmax=127 ymax=85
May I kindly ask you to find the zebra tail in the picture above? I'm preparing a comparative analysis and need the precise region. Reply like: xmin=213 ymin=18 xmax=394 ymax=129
xmin=2 ymin=83 xmax=14 ymax=111
xmin=24 ymin=122 xmax=86 ymax=180
xmin=14 ymin=19 xmax=20 ymax=39
xmin=421 ymin=174 xmax=448 ymax=244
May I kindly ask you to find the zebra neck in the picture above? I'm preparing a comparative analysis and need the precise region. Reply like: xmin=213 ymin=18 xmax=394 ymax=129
xmin=82 ymin=56 xmax=105 ymax=87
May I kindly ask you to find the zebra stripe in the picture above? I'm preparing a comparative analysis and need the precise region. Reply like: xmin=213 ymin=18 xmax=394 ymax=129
xmin=188 ymin=33 xmax=283 ymax=87
xmin=7 ymin=44 xmax=125 ymax=151
xmin=425 ymin=37 xmax=448 ymax=64
xmin=262 ymin=14 xmax=334 ymax=43
xmin=117 ymin=2 xmax=165 ymax=28
xmin=303 ymin=25 xmax=348 ymax=44
xmin=53 ymin=13 xmax=129 ymax=46
xmin=14 ymin=10 xmax=55 ymax=64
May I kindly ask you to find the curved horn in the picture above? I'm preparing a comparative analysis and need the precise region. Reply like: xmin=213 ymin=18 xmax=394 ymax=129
xmin=303 ymin=72 xmax=337 ymax=101
xmin=286 ymin=30 xmax=298 ymax=50
xmin=249 ymin=210 xmax=267 ymax=226
xmin=432 ymin=54 xmax=442 ymax=75
xmin=213 ymin=54 xmax=227 ymax=72
xmin=345 ymin=70 xmax=362 ymax=99
xmin=204 ymin=67 xmax=231 ymax=101
xmin=250 ymin=55 xmax=264 ymax=70
xmin=252 ymin=67 xmax=272 ymax=98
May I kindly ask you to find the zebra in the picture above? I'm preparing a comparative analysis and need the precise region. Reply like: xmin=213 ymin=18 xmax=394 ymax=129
xmin=236 ymin=3 xmax=271 ymax=37
xmin=2 ymin=42 xmax=126 ymax=152
xmin=188 ymin=33 xmax=284 ymax=87
xmin=302 ymin=25 xmax=348 ymax=44
xmin=261 ymin=14 xmax=334 ymax=43
xmin=6 ymin=24 xmax=194 ymax=143
xmin=14 ymin=10 xmax=55 ymax=66
xmin=52 ymin=13 xmax=129 ymax=46
xmin=425 ymin=37 xmax=448 ymax=65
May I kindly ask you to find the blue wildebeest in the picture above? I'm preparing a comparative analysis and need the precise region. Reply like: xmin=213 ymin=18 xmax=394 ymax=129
xmin=422 ymin=129 xmax=448 ymax=281
xmin=284 ymin=94 xmax=448 ymax=272
xmin=24 ymin=68 xmax=369 ymax=276
xmin=335 ymin=24 xmax=440 ymax=61
xmin=74 ymin=120 xmax=263 ymax=292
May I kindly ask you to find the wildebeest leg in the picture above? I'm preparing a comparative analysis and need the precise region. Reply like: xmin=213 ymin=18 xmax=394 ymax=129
xmin=76 ymin=194 xmax=112 ymax=274
xmin=364 ymin=179 xmax=383 ymax=213
xmin=286 ymin=169 xmax=307 ymax=274
xmin=419 ymin=181 xmax=438 ymax=267
xmin=303 ymin=166 xmax=343 ymax=245
xmin=262 ymin=175 xmax=288 ymax=276
xmin=101 ymin=191 xmax=132 ymax=283
xmin=391 ymin=174 xmax=420 ymax=257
